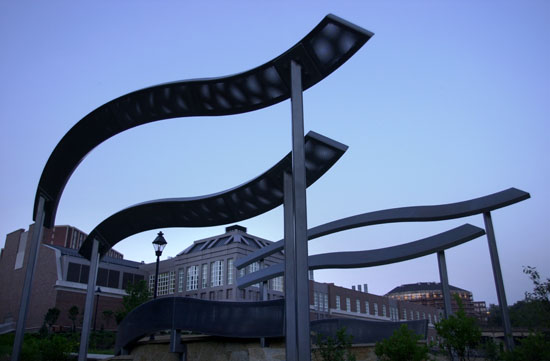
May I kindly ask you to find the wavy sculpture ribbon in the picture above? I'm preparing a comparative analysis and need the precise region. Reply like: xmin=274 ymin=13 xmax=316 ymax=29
xmin=34 ymin=14 xmax=374 ymax=228
xmin=79 ymin=131 xmax=347 ymax=259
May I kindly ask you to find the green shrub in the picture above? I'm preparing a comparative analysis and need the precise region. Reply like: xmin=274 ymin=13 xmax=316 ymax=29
xmin=374 ymin=324 xmax=429 ymax=361
xmin=503 ymin=332 xmax=550 ymax=361
xmin=313 ymin=327 xmax=356 ymax=361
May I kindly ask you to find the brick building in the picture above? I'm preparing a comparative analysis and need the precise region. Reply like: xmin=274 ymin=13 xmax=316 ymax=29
xmin=0 ymin=225 xmax=143 ymax=332
xmin=386 ymin=282 xmax=477 ymax=318
xmin=1 ymin=224 xmax=455 ymax=340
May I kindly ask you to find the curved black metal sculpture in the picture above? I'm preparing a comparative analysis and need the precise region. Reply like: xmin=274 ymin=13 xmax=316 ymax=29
xmin=114 ymin=296 xmax=428 ymax=355
xmin=235 ymin=188 xmax=530 ymax=269
xmin=34 ymin=14 xmax=373 ymax=228
xmin=238 ymin=224 xmax=485 ymax=288
xmin=115 ymin=297 xmax=285 ymax=354
xmin=79 ymin=131 xmax=347 ymax=259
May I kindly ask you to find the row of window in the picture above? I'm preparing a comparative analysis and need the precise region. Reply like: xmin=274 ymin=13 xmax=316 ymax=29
xmin=148 ymin=259 xmax=284 ymax=295
xmin=331 ymin=295 xmax=438 ymax=322
xmin=66 ymin=262 xmax=144 ymax=289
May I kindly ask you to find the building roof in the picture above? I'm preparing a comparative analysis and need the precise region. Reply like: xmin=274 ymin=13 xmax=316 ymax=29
xmin=385 ymin=282 xmax=470 ymax=295
xmin=48 ymin=244 xmax=143 ymax=269
xmin=177 ymin=225 xmax=274 ymax=256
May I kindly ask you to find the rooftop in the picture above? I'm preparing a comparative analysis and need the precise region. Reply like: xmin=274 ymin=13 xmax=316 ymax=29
xmin=386 ymin=282 xmax=470 ymax=295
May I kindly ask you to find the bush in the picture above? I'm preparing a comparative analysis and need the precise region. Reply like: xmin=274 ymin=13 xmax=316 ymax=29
xmin=313 ymin=327 xmax=356 ymax=361
xmin=435 ymin=296 xmax=481 ymax=361
xmin=374 ymin=324 xmax=429 ymax=361
xmin=503 ymin=332 xmax=550 ymax=361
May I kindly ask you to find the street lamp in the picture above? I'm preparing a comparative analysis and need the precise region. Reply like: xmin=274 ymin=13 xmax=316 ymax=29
xmin=152 ymin=231 xmax=167 ymax=299
xmin=93 ymin=287 xmax=101 ymax=331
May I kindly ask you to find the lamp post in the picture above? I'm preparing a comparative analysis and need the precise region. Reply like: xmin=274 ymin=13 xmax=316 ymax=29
xmin=152 ymin=231 xmax=167 ymax=299
xmin=93 ymin=287 xmax=101 ymax=332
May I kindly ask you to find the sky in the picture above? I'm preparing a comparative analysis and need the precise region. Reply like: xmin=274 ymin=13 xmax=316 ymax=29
xmin=1 ymin=1 xmax=549 ymax=306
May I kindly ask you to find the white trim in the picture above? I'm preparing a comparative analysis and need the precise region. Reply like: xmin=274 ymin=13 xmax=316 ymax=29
xmin=330 ymin=308 xmax=391 ymax=321
xmin=54 ymin=280 xmax=126 ymax=297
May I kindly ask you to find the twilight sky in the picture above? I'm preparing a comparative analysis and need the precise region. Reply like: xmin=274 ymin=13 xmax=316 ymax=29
xmin=1 ymin=1 xmax=548 ymax=306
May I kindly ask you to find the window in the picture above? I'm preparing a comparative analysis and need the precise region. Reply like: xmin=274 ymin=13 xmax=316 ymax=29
xmin=374 ymin=303 xmax=378 ymax=316
xmin=249 ymin=262 xmax=259 ymax=288
xmin=411 ymin=310 xmax=414 ymax=320
xmin=272 ymin=276 xmax=283 ymax=292
xmin=434 ymin=314 xmax=438 ymax=323
xmin=227 ymin=259 xmax=234 ymax=285
xmin=416 ymin=311 xmax=420 ymax=320
xmin=346 ymin=297 xmax=351 ymax=312
xmin=155 ymin=271 xmax=175 ymax=296
xmin=365 ymin=301 xmax=369 ymax=314
xmin=211 ymin=260 xmax=224 ymax=287
xmin=202 ymin=264 xmax=208 ymax=288
xmin=313 ymin=292 xmax=319 ymax=311
xmin=178 ymin=269 xmax=184 ymax=292
xmin=403 ymin=308 xmax=407 ymax=320
xmin=422 ymin=312 xmax=426 ymax=320
xmin=186 ymin=265 xmax=199 ymax=291
xmin=123 ymin=272 xmax=144 ymax=289
xmin=356 ymin=299 xmax=361 ymax=313
xmin=382 ymin=304 xmax=387 ymax=317
xmin=336 ymin=296 xmax=341 ymax=310
xmin=324 ymin=294 xmax=329 ymax=312
xmin=67 ymin=262 xmax=89 ymax=284
xmin=428 ymin=314 xmax=432 ymax=324
xmin=149 ymin=274 xmax=155 ymax=294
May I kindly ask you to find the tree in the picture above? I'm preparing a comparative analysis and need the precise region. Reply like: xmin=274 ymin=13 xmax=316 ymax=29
xmin=435 ymin=296 xmax=481 ymax=361
xmin=102 ymin=310 xmax=114 ymax=329
xmin=523 ymin=266 xmax=550 ymax=303
xmin=374 ymin=324 xmax=429 ymax=361
xmin=68 ymin=305 xmax=79 ymax=332
xmin=313 ymin=327 xmax=356 ymax=361
xmin=43 ymin=307 xmax=60 ymax=333
xmin=115 ymin=280 xmax=150 ymax=324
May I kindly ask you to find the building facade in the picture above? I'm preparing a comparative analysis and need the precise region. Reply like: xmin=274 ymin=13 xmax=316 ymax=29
xmin=386 ymin=282 xmax=477 ymax=318
xmin=0 ymin=225 xmax=143 ymax=332
xmin=1 ymin=224 xmax=453 ymax=339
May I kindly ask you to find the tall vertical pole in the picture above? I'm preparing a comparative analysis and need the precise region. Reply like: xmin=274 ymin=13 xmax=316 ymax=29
xmin=437 ymin=251 xmax=453 ymax=318
xmin=284 ymin=171 xmax=298 ymax=361
xmin=259 ymin=259 xmax=268 ymax=348
xmin=484 ymin=212 xmax=514 ymax=351
xmin=12 ymin=196 xmax=46 ymax=361
xmin=290 ymin=60 xmax=311 ymax=361
xmin=154 ymin=255 xmax=160 ymax=299
xmin=259 ymin=259 xmax=268 ymax=301
xmin=78 ymin=239 xmax=100 ymax=361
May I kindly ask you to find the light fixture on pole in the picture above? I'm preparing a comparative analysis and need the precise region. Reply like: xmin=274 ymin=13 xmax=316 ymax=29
xmin=152 ymin=231 xmax=167 ymax=299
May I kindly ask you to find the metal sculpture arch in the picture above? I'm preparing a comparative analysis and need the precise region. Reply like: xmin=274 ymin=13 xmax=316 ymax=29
xmin=16 ymin=14 xmax=373 ymax=361
xmin=13 ymin=11 xmax=529 ymax=361
xmin=33 ymin=14 xmax=373 ymax=229
xmin=79 ymin=131 xmax=347 ymax=259
xmin=235 ymin=187 xmax=530 ymax=268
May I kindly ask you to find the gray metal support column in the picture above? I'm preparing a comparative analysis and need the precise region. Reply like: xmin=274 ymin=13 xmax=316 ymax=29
xmin=483 ymin=212 xmax=514 ymax=351
xmin=78 ymin=239 xmax=100 ymax=361
xmin=259 ymin=259 xmax=268 ymax=301
xmin=259 ymin=259 xmax=268 ymax=348
xmin=437 ymin=251 xmax=453 ymax=318
xmin=12 ymin=196 xmax=46 ymax=361
xmin=284 ymin=171 xmax=298 ymax=361
xmin=290 ymin=60 xmax=311 ymax=361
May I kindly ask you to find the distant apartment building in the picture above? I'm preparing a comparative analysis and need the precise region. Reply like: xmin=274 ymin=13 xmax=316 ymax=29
xmin=386 ymin=282 xmax=477 ymax=318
